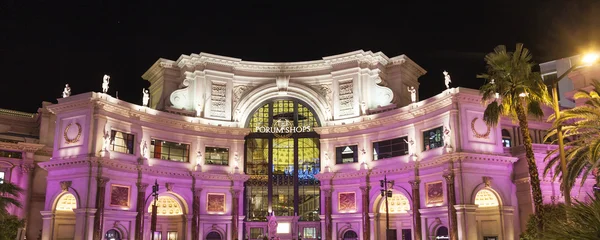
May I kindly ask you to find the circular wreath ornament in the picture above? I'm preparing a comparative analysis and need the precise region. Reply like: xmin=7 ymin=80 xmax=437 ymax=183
xmin=64 ymin=123 xmax=82 ymax=144
xmin=471 ymin=117 xmax=491 ymax=139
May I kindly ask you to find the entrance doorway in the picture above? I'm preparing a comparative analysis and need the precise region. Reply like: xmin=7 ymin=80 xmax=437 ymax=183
xmin=244 ymin=99 xmax=321 ymax=235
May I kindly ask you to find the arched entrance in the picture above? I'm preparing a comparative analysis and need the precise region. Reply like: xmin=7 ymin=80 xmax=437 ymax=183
xmin=474 ymin=189 xmax=502 ymax=240
xmin=244 ymin=99 xmax=321 ymax=238
xmin=148 ymin=195 xmax=185 ymax=240
xmin=342 ymin=230 xmax=358 ymax=240
xmin=435 ymin=226 xmax=449 ymax=239
xmin=53 ymin=193 xmax=77 ymax=240
xmin=376 ymin=193 xmax=412 ymax=240
xmin=105 ymin=229 xmax=121 ymax=240
xmin=206 ymin=231 xmax=222 ymax=240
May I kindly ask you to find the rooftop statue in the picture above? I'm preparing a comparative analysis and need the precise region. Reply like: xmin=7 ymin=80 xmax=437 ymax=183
xmin=443 ymin=70 xmax=452 ymax=89
xmin=102 ymin=74 xmax=110 ymax=93
xmin=62 ymin=84 xmax=71 ymax=98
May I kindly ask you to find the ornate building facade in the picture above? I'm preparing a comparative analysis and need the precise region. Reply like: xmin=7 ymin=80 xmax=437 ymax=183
xmin=1 ymin=50 xmax=597 ymax=240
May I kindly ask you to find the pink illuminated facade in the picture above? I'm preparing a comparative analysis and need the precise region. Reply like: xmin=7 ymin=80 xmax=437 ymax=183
xmin=1 ymin=50 xmax=598 ymax=240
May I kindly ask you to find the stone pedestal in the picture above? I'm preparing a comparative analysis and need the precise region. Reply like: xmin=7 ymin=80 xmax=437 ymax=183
xmin=455 ymin=205 xmax=477 ymax=240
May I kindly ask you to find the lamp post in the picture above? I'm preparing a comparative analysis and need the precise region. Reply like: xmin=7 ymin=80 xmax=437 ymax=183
xmin=545 ymin=52 xmax=598 ymax=206
xmin=380 ymin=175 xmax=394 ymax=240
xmin=150 ymin=180 xmax=159 ymax=240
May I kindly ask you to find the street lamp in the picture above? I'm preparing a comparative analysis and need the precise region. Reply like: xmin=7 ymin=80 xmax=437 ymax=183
xmin=546 ymin=52 xmax=599 ymax=206
xmin=151 ymin=180 xmax=159 ymax=240
xmin=380 ymin=175 xmax=394 ymax=240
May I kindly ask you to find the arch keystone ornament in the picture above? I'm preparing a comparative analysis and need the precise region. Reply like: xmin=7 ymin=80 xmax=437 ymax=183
xmin=63 ymin=122 xmax=82 ymax=144
xmin=471 ymin=117 xmax=491 ymax=139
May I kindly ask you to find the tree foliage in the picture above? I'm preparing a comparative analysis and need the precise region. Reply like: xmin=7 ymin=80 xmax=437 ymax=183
xmin=0 ymin=182 xmax=23 ymax=220
xmin=0 ymin=215 xmax=25 ymax=240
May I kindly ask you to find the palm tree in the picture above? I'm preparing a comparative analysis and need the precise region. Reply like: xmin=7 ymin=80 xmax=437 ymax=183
xmin=0 ymin=182 xmax=23 ymax=220
xmin=540 ymin=198 xmax=600 ymax=239
xmin=545 ymin=80 xmax=600 ymax=198
xmin=478 ymin=43 xmax=551 ymax=230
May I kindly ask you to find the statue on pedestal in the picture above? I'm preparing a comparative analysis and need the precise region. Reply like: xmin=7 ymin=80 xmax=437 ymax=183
xmin=403 ymin=138 xmax=415 ymax=157
xmin=102 ymin=130 xmax=111 ymax=152
xmin=142 ymin=88 xmax=150 ymax=107
xmin=62 ymin=84 xmax=71 ymax=98
xmin=141 ymin=140 xmax=148 ymax=159
xmin=407 ymin=86 xmax=417 ymax=103
xmin=102 ymin=74 xmax=110 ymax=93
xmin=443 ymin=71 xmax=452 ymax=89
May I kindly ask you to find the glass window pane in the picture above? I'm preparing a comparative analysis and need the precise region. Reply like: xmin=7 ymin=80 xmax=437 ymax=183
xmin=423 ymin=126 xmax=444 ymax=151
xmin=205 ymin=147 xmax=229 ymax=165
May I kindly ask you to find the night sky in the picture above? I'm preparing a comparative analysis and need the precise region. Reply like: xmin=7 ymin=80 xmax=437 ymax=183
xmin=1 ymin=0 xmax=599 ymax=113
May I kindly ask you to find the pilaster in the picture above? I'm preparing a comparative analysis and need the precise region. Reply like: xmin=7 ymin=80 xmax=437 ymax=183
xmin=135 ymin=183 xmax=149 ymax=240
xmin=359 ymin=185 xmax=371 ymax=240
xmin=443 ymin=171 xmax=458 ymax=240
xmin=93 ymin=177 xmax=109 ymax=240
xmin=455 ymin=204 xmax=477 ymax=240
xmin=409 ymin=180 xmax=421 ymax=240
xmin=73 ymin=208 xmax=97 ymax=240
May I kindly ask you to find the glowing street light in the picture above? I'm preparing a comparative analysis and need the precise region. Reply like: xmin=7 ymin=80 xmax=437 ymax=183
xmin=546 ymin=51 xmax=599 ymax=206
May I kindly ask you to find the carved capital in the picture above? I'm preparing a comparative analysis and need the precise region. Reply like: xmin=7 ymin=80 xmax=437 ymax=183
xmin=165 ymin=182 xmax=174 ymax=192
xmin=323 ymin=188 xmax=333 ymax=195
xmin=230 ymin=189 xmax=241 ymax=198
xmin=193 ymin=188 xmax=203 ymax=196
xmin=137 ymin=183 xmax=149 ymax=192
xmin=409 ymin=180 xmax=420 ymax=189
xmin=60 ymin=181 xmax=72 ymax=192
xmin=482 ymin=176 xmax=492 ymax=187
xmin=359 ymin=186 xmax=371 ymax=195
xmin=20 ymin=164 xmax=35 ymax=174
xmin=97 ymin=177 xmax=110 ymax=187
xmin=443 ymin=171 xmax=455 ymax=183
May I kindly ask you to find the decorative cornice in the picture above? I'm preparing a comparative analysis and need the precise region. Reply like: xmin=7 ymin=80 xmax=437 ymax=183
xmin=0 ymin=142 xmax=45 ymax=153
xmin=0 ymin=108 xmax=36 ymax=118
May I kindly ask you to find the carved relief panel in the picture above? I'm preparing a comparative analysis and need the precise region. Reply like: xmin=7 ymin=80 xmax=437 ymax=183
xmin=425 ymin=181 xmax=444 ymax=206
xmin=207 ymin=81 xmax=229 ymax=120
xmin=58 ymin=115 xmax=87 ymax=149
xmin=338 ymin=192 xmax=357 ymax=212
xmin=338 ymin=80 xmax=355 ymax=117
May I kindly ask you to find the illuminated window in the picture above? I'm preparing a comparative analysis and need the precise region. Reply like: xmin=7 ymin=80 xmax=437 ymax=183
xmin=423 ymin=126 xmax=444 ymax=151
xmin=501 ymin=129 xmax=511 ymax=147
xmin=151 ymin=139 xmax=190 ymax=162
xmin=0 ymin=150 xmax=22 ymax=159
xmin=56 ymin=193 xmax=77 ymax=211
xmin=336 ymin=145 xmax=358 ymax=164
xmin=379 ymin=193 xmax=410 ymax=214
xmin=205 ymin=147 xmax=229 ymax=165
xmin=373 ymin=137 xmax=409 ymax=160
xmin=303 ymin=227 xmax=317 ymax=238
xmin=148 ymin=196 xmax=183 ymax=215
xmin=110 ymin=130 xmax=135 ymax=154
xmin=167 ymin=231 xmax=178 ymax=240
xmin=474 ymin=189 xmax=499 ymax=207
xmin=0 ymin=171 xmax=4 ymax=184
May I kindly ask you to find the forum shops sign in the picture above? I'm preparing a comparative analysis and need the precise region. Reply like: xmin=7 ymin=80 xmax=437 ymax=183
xmin=254 ymin=119 xmax=311 ymax=138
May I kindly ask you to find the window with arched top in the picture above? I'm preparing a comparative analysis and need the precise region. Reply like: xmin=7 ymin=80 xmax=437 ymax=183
xmin=474 ymin=189 xmax=499 ymax=207
xmin=148 ymin=196 xmax=183 ymax=215
xmin=56 ymin=193 xmax=77 ymax=211
xmin=379 ymin=193 xmax=410 ymax=214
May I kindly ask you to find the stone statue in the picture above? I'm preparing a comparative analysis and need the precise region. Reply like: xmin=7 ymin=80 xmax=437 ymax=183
xmin=444 ymin=125 xmax=451 ymax=147
xmin=102 ymin=74 xmax=110 ymax=93
xmin=141 ymin=140 xmax=148 ymax=158
xmin=62 ymin=84 xmax=71 ymax=98
xmin=142 ymin=88 xmax=150 ymax=107
xmin=404 ymin=138 xmax=415 ymax=156
xmin=443 ymin=71 xmax=452 ymax=89
xmin=102 ymin=130 xmax=111 ymax=151
xmin=267 ymin=214 xmax=278 ymax=239
xmin=407 ymin=86 xmax=417 ymax=103
xmin=360 ymin=101 xmax=367 ymax=115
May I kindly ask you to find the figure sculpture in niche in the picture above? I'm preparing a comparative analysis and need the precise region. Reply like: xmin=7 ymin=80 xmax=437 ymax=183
xmin=142 ymin=88 xmax=150 ymax=107
xmin=102 ymin=74 xmax=110 ymax=93
xmin=62 ymin=84 xmax=71 ymax=98
xmin=443 ymin=70 xmax=452 ymax=89
xmin=404 ymin=138 xmax=415 ymax=156
xmin=102 ymin=130 xmax=111 ymax=151
xmin=360 ymin=101 xmax=367 ymax=115
xmin=195 ymin=151 xmax=202 ymax=171
xmin=141 ymin=140 xmax=148 ymax=158
xmin=407 ymin=86 xmax=417 ymax=103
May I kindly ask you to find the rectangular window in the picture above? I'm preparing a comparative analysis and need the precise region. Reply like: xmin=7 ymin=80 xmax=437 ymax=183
xmin=303 ymin=227 xmax=317 ymax=238
xmin=167 ymin=231 xmax=177 ymax=240
xmin=336 ymin=145 xmax=358 ymax=164
xmin=0 ymin=171 xmax=4 ymax=184
xmin=0 ymin=150 xmax=22 ymax=159
xmin=150 ymin=139 xmax=190 ymax=162
xmin=205 ymin=147 xmax=229 ymax=165
xmin=423 ymin=126 xmax=444 ymax=151
xmin=110 ymin=130 xmax=135 ymax=154
xmin=250 ymin=228 xmax=264 ymax=239
xmin=373 ymin=136 xmax=409 ymax=160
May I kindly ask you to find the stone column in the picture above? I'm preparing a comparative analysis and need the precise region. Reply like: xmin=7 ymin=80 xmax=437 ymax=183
xmin=501 ymin=206 xmax=515 ymax=240
xmin=18 ymin=164 xmax=34 ymax=220
xmin=74 ymin=208 xmax=97 ymax=240
xmin=360 ymin=186 xmax=371 ymax=240
xmin=40 ymin=211 xmax=55 ymax=240
xmin=231 ymin=189 xmax=241 ymax=240
xmin=454 ymin=205 xmax=477 ymax=240
xmin=443 ymin=172 xmax=458 ymax=240
xmin=409 ymin=180 xmax=421 ymax=240
xmin=93 ymin=177 xmax=109 ymax=240
xmin=368 ymin=213 xmax=376 ymax=240
xmin=319 ymin=215 xmax=326 ymax=240
xmin=192 ymin=188 xmax=202 ymax=240
xmin=324 ymin=189 xmax=333 ymax=240
xmin=135 ymin=183 xmax=149 ymax=240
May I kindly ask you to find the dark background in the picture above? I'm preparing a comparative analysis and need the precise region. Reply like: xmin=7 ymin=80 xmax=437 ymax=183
xmin=1 ymin=0 xmax=599 ymax=113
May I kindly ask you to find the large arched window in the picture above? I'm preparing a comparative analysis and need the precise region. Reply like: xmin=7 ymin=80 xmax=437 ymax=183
xmin=245 ymin=99 xmax=321 ymax=222
xmin=148 ymin=196 xmax=183 ymax=215
xmin=56 ymin=193 xmax=77 ymax=211
xmin=474 ymin=189 xmax=500 ymax=207
xmin=379 ymin=193 xmax=410 ymax=214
